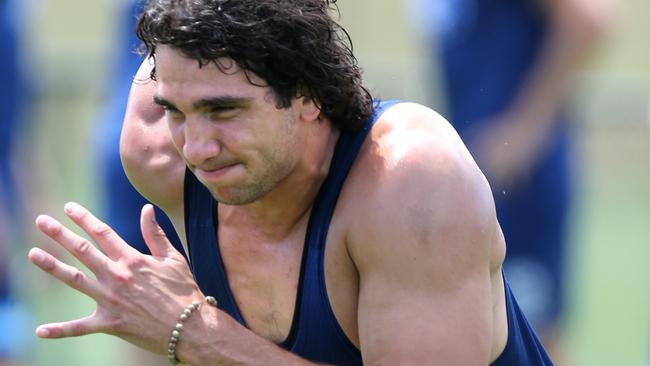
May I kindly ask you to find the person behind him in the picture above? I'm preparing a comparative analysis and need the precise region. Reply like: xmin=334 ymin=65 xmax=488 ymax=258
xmin=409 ymin=0 xmax=613 ymax=362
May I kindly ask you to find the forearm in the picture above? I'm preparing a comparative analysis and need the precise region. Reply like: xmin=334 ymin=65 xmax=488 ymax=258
xmin=506 ymin=0 xmax=613 ymax=134
xmin=176 ymin=305 xmax=319 ymax=366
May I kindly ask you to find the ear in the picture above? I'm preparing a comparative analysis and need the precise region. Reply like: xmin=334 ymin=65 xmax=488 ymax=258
xmin=299 ymin=96 xmax=321 ymax=122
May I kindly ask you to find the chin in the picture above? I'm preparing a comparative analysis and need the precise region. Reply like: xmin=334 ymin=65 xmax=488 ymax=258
xmin=208 ymin=186 xmax=264 ymax=206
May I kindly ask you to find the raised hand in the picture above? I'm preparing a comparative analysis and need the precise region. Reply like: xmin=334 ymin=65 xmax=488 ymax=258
xmin=465 ymin=113 xmax=544 ymax=193
xmin=28 ymin=202 xmax=203 ymax=355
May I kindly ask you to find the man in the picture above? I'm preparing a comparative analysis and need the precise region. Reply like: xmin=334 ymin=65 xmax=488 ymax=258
xmin=409 ymin=0 xmax=612 ymax=360
xmin=28 ymin=1 xmax=552 ymax=364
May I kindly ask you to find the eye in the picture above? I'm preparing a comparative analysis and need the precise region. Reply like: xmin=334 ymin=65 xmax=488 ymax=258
xmin=207 ymin=105 xmax=239 ymax=119
xmin=163 ymin=106 xmax=185 ymax=122
xmin=162 ymin=104 xmax=177 ymax=112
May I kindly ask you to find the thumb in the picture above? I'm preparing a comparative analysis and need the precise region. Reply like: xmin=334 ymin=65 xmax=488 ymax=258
xmin=140 ymin=204 xmax=176 ymax=257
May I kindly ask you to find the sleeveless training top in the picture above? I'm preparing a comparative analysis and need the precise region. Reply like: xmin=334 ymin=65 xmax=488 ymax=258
xmin=184 ymin=100 xmax=553 ymax=365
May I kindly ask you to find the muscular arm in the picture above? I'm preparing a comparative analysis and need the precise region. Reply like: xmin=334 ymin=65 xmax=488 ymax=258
xmin=120 ymin=59 xmax=186 ymax=241
xmin=347 ymin=104 xmax=507 ymax=364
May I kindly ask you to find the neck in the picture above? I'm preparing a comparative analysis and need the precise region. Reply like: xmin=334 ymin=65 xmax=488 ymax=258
xmin=219 ymin=123 xmax=341 ymax=241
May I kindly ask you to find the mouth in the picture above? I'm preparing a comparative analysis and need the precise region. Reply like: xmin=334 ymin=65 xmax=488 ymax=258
xmin=194 ymin=163 xmax=240 ymax=182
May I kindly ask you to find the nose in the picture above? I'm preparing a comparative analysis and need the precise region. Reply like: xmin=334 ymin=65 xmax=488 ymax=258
xmin=182 ymin=117 xmax=221 ymax=166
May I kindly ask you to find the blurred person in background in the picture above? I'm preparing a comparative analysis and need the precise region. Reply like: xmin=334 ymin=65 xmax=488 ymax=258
xmin=409 ymin=0 xmax=614 ymax=362
xmin=92 ymin=0 xmax=182 ymax=363
xmin=0 ymin=0 xmax=33 ymax=364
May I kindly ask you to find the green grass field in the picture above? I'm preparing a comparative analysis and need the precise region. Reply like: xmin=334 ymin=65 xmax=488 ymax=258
xmin=566 ymin=125 xmax=650 ymax=366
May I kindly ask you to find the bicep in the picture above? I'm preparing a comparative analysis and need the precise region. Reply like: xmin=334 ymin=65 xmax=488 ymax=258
xmin=357 ymin=266 xmax=493 ymax=365
xmin=348 ymin=134 xmax=498 ymax=365
xmin=120 ymin=59 xmax=186 ymax=223
xmin=354 ymin=216 xmax=494 ymax=365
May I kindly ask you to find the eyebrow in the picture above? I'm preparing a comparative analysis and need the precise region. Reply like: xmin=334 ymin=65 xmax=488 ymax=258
xmin=152 ymin=95 xmax=177 ymax=110
xmin=153 ymin=95 xmax=253 ymax=111
xmin=193 ymin=96 xmax=253 ymax=110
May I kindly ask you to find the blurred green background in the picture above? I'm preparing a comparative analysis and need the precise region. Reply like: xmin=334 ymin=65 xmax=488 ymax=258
xmin=6 ymin=0 xmax=649 ymax=365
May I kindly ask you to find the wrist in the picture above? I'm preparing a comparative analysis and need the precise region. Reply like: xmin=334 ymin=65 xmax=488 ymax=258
xmin=168 ymin=296 xmax=219 ymax=365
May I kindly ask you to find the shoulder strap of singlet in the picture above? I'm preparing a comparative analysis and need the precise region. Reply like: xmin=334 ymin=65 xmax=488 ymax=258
xmin=183 ymin=167 xmax=247 ymax=324
xmin=281 ymin=100 xmax=400 ymax=350
xmin=304 ymin=100 xmax=401 ymax=252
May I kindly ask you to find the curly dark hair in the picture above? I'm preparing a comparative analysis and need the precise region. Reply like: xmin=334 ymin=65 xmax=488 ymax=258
xmin=136 ymin=0 xmax=374 ymax=131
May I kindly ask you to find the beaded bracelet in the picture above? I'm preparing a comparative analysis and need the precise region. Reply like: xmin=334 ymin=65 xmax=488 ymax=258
xmin=167 ymin=296 xmax=218 ymax=365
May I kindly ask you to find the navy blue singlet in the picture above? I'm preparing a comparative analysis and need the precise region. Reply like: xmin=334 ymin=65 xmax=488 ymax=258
xmin=184 ymin=100 xmax=553 ymax=365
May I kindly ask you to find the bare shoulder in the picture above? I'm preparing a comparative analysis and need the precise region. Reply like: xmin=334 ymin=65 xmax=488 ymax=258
xmin=343 ymin=102 xmax=502 ymax=272
xmin=338 ymin=102 xmax=507 ymax=363
xmin=120 ymin=59 xmax=186 ymax=224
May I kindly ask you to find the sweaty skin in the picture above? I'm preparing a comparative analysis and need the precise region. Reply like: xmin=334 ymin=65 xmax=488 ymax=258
xmin=30 ymin=48 xmax=509 ymax=365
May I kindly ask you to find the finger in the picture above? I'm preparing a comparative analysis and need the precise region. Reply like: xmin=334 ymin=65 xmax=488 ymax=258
xmin=140 ymin=204 xmax=176 ymax=258
xmin=28 ymin=247 xmax=105 ymax=300
xmin=36 ymin=314 xmax=104 ymax=339
xmin=35 ymin=215 xmax=112 ymax=275
xmin=63 ymin=202 xmax=134 ymax=260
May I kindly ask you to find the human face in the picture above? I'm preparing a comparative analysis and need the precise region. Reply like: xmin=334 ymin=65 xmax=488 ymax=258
xmin=153 ymin=46 xmax=302 ymax=205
